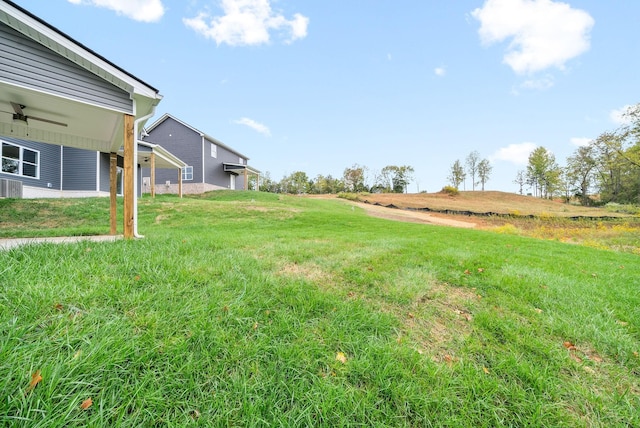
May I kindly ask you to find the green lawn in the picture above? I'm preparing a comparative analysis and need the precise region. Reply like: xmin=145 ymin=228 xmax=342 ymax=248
xmin=1 ymin=192 xmax=639 ymax=426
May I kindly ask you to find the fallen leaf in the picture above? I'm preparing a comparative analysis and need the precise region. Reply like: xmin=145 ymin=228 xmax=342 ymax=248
xmin=464 ymin=269 xmax=471 ymax=275
xmin=570 ymin=354 xmax=582 ymax=363
xmin=583 ymin=366 xmax=595 ymax=374
xmin=336 ymin=352 xmax=347 ymax=364
xmin=189 ymin=409 xmax=201 ymax=420
xmin=563 ymin=341 xmax=577 ymax=351
xmin=25 ymin=370 xmax=42 ymax=394
xmin=252 ymin=322 xmax=258 ymax=330
xmin=407 ymin=312 xmax=415 ymax=319
xmin=534 ymin=308 xmax=543 ymax=314
xmin=134 ymin=275 xmax=141 ymax=281
xmin=591 ymin=355 xmax=603 ymax=363
xmin=477 ymin=268 xmax=485 ymax=273
xmin=633 ymin=351 xmax=639 ymax=358
xmin=80 ymin=397 xmax=93 ymax=410
xmin=443 ymin=355 xmax=458 ymax=365
xmin=483 ymin=367 xmax=490 ymax=374
xmin=54 ymin=303 xmax=64 ymax=311
xmin=616 ymin=320 xmax=629 ymax=327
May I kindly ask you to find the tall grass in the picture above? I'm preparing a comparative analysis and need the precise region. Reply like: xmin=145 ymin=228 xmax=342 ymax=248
xmin=1 ymin=192 xmax=639 ymax=426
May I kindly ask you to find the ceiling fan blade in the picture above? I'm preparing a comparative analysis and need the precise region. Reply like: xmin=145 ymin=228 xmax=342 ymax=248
xmin=10 ymin=102 xmax=25 ymax=115
xmin=27 ymin=115 xmax=68 ymax=127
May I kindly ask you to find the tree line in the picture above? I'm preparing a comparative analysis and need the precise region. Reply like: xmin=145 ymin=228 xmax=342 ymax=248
xmin=512 ymin=103 xmax=640 ymax=205
xmin=253 ymin=165 xmax=415 ymax=194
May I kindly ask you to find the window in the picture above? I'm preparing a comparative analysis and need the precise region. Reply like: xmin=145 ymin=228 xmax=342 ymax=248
xmin=1 ymin=141 xmax=39 ymax=178
xmin=211 ymin=143 xmax=217 ymax=158
xmin=182 ymin=166 xmax=193 ymax=181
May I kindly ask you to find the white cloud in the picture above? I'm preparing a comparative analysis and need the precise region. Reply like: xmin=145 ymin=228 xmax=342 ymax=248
xmin=490 ymin=142 xmax=537 ymax=165
xmin=183 ymin=0 xmax=309 ymax=46
xmin=471 ymin=0 xmax=594 ymax=74
xmin=67 ymin=0 xmax=165 ymax=22
xmin=520 ymin=75 xmax=554 ymax=90
xmin=234 ymin=117 xmax=271 ymax=136
xmin=610 ymin=105 xmax=633 ymax=125
xmin=570 ymin=137 xmax=591 ymax=147
xmin=434 ymin=67 xmax=446 ymax=77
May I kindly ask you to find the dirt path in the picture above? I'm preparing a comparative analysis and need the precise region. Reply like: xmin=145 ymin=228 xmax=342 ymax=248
xmin=349 ymin=201 xmax=477 ymax=228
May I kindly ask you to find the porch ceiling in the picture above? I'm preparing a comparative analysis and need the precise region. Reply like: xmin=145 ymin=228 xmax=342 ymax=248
xmin=0 ymin=83 xmax=125 ymax=152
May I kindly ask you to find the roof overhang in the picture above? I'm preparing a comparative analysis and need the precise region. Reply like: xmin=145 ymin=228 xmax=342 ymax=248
xmin=223 ymin=163 xmax=261 ymax=176
xmin=0 ymin=0 xmax=162 ymax=153
xmin=120 ymin=141 xmax=187 ymax=169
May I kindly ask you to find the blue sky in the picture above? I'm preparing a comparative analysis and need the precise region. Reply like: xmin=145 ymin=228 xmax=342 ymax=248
xmin=17 ymin=0 xmax=640 ymax=192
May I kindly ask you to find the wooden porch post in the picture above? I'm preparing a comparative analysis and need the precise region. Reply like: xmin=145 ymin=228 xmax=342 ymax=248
xmin=150 ymin=152 xmax=156 ymax=198
xmin=244 ymin=168 xmax=248 ymax=190
xmin=109 ymin=152 xmax=117 ymax=235
xmin=178 ymin=168 xmax=183 ymax=198
xmin=123 ymin=114 xmax=135 ymax=238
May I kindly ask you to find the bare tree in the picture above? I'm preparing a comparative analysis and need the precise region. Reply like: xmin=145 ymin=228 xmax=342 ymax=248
xmin=477 ymin=158 xmax=492 ymax=191
xmin=514 ymin=170 xmax=526 ymax=195
xmin=465 ymin=151 xmax=480 ymax=190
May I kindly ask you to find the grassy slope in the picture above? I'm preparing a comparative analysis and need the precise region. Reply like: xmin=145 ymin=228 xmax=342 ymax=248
xmin=1 ymin=192 xmax=639 ymax=427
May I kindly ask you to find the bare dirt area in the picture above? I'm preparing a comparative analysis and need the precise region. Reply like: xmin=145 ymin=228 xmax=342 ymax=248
xmin=350 ymin=200 xmax=477 ymax=228
xmin=356 ymin=191 xmax=626 ymax=217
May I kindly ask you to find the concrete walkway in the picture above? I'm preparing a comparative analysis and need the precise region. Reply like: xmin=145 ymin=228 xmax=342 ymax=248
xmin=0 ymin=235 xmax=122 ymax=250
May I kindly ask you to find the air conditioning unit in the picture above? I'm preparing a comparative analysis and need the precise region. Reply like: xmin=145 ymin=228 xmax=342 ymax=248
xmin=0 ymin=178 xmax=23 ymax=198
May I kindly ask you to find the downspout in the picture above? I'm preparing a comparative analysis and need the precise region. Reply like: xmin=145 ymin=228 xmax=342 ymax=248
xmin=60 ymin=146 xmax=63 ymax=196
xmin=202 ymin=134 xmax=205 ymax=186
xmin=132 ymin=100 xmax=157 ymax=238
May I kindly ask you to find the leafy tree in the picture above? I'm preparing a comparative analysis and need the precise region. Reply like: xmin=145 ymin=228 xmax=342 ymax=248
xmin=342 ymin=164 xmax=367 ymax=193
xmin=448 ymin=160 xmax=466 ymax=190
xmin=591 ymin=129 xmax=640 ymax=204
xmin=311 ymin=174 xmax=344 ymax=194
xmin=477 ymin=158 xmax=492 ymax=191
xmin=566 ymin=144 xmax=597 ymax=205
xmin=379 ymin=165 xmax=414 ymax=193
xmin=465 ymin=151 xmax=480 ymax=190
xmin=280 ymin=171 xmax=310 ymax=194
xmin=258 ymin=171 xmax=279 ymax=192
xmin=526 ymin=147 xmax=560 ymax=198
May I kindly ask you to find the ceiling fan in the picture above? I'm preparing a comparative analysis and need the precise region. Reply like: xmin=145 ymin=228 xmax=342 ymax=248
xmin=7 ymin=101 xmax=68 ymax=127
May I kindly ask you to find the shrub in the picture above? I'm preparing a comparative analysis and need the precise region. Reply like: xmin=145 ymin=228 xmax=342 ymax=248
xmin=440 ymin=186 xmax=459 ymax=196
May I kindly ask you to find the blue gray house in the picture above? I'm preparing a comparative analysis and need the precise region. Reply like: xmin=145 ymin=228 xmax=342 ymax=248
xmin=1 ymin=136 xmax=185 ymax=198
xmin=142 ymin=114 xmax=260 ymax=194
xmin=0 ymin=0 xmax=164 ymax=236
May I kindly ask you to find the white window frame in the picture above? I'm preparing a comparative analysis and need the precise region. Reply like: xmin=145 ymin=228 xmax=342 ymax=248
xmin=211 ymin=143 xmax=217 ymax=158
xmin=182 ymin=165 xmax=194 ymax=181
xmin=1 ymin=140 xmax=40 ymax=179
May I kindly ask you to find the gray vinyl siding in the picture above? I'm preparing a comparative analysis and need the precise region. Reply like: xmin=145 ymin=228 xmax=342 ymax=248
xmin=62 ymin=147 xmax=96 ymax=191
xmin=98 ymin=152 xmax=111 ymax=193
xmin=146 ymin=117 xmax=204 ymax=185
xmin=0 ymin=22 xmax=132 ymax=113
xmin=0 ymin=137 xmax=60 ymax=189
xmin=206 ymin=143 xmax=246 ymax=188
